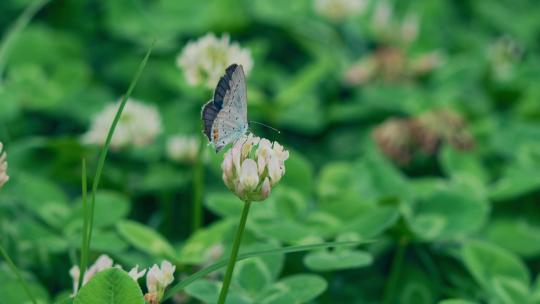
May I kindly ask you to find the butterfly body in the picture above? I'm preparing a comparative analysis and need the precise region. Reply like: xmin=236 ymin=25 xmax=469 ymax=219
xmin=202 ymin=64 xmax=248 ymax=152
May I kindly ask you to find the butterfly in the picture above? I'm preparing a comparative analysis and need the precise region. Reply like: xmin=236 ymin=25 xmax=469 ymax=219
xmin=201 ymin=64 xmax=249 ymax=152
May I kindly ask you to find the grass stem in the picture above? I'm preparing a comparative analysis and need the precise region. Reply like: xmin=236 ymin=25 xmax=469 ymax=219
xmin=78 ymin=41 xmax=154 ymax=288
xmin=78 ymin=158 xmax=88 ymax=291
xmin=0 ymin=244 xmax=37 ymax=304
xmin=192 ymin=132 xmax=206 ymax=232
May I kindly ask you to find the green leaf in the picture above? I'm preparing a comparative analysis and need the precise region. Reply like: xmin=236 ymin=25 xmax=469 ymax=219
xmin=235 ymin=258 xmax=273 ymax=296
xmin=184 ymin=279 xmax=250 ymax=304
xmin=491 ymin=277 xmax=531 ymax=304
xmin=250 ymin=219 xmax=313 ymax=243
xmin=164 ymin=241 xmax=362 ymax=300
xmin=280 ymin=150 xmax=314 ymax=195
xmin=405 ymin=182 xmax=489 ymax=240
xmin=178 ymin=220 xmax=232 ymax=264
xmin=484 ymin=219 xmax=540 ymax=257
xmin=400 ymin=282 xmax=434 ymax=304
xmin=462 ymin=241 xmax=530 ymax=297
xmin=205 ymin=192 xmax=244 ymax=218
xmin=74 ymin=268 xmax=144 ymax=304
xmin=304 ymin=249 xmax=373 ymax=272
xmin=489 ymin=166 xmax=540 ymax=202
xmin=439 ymin=144 xmax=488 ymax=183
xmin=272 ymin=187 xmax=307 ymax=221
xmin=0 ymin=280 xmax=49 ymax=304
xmin=116 ymin=220 xmax=176 ymax=261
xmin=343 ymin=205 xmax=399 ymax=238
xmin=72 ymin=191 xmax=130 ymax=229
xmin=438 ymin=300 xmax=478 ymax=304
xmin=5 ymin=173 xmax=69 ymax=229
xmin=258 ymin=274 xmax=327 ymax=304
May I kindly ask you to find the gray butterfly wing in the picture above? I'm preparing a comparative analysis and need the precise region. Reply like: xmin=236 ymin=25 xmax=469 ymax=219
xmin=201 ymin=64 xmax=248 ymax=152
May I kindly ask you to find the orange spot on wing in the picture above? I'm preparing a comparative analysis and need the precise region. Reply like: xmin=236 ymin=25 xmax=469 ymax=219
xmin=213 ymin=129 xmax=219 ymax=141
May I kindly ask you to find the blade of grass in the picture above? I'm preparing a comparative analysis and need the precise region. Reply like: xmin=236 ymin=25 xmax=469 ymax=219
xmin=0 ymin=0 xmax=50 ymax=83
xmin=163 ymin=240 xmax=370 ymax=300
xmin=0 ymin=244 xmax=37 ymax=304
xmin=192 ymin=133 xmax=206 ymax=232
xmin=78 ymin=158 xmax=88 ymax=291
xmin=78 ymin=40 xmax=155 ymax=286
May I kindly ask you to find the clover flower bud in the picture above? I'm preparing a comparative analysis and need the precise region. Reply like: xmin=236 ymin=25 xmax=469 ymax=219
xmin=69 ymin=254 xmax=114 ymax=295
xmin=0 ymin=142 xmax=9 ymax=189
xmin=127 ymin=265 xmax=147 ymax=281
xmin=144 ymin=260 xmax=176 ymax=304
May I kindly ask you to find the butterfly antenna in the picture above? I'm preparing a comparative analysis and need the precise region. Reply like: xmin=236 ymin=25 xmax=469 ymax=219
xmin=249 ymin=121 xmax=281 ymax=134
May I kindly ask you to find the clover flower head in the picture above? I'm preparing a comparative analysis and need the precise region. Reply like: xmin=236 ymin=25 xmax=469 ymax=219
xmin=411 ymin=109 xmax=475 ymax=153
xmin=145 ymin=260 xmax=175 ymax=303
xmin=0 ymin=142 xmax=8 ymax=189
xmin=410 ymin=51 xmax=445 ymax=75
xmin=222 ymin=133 xmax=289 ymax=202
xmin=488 ymin=36 xmax=522 ymax=81
xmin=127 ymin=265 xmax=147 ymax=281
xmin=314 ymin=0 xmax=366 ymax=22
xmin=177 ymin=33 xmax=253 ymax=89
xmin=401 ymin=14 xmax=419 ymax=44
xmin=372 ymin=0 xmax=393 ymax=34
xmin=372 ymin=118 xmax=414 ymax=164
xmin=82 ymin=99 xmax=162 ymax=150
xmin=69 ymin=254 xmax=114 ymax=295
xmin=166 ymin=135 xmax=199 ymax=164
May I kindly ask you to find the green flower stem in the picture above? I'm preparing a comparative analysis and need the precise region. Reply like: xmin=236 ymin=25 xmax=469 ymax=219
xmin=0 ymin=244 xmax=37 ymax=304
xmin=383 ymin=237 xmax=408 ymax=304
xmin=217 ymin=200 xmax=252 ymax=304
xmin=192 ymin=132 xmax=206 ymax=232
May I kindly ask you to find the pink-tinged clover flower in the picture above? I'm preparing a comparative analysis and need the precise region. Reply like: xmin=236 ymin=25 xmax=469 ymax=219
xmin=0 ymin=142 xmax=8 ymax=189
xmin=221 ymin=134 xmax=289 ymax=202
xmin=144 ymin=260 xmax=176 ymax=304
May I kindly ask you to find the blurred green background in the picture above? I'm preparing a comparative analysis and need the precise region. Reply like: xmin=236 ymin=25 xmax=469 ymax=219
xmin=1 ymin=0 xmax=540 ymax=303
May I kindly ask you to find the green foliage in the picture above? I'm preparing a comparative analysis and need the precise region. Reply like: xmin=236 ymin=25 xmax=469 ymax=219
xmin=2 ymin=0 xmax=540 ymax=302
xmin=117 ymin=220 xmax=177 ymax=261
xmin=74 ymin=268 xmax=145 ymax=304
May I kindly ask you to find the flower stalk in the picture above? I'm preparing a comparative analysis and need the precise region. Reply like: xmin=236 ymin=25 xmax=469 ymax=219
xmin=217 ymin=200 xmax=252 ymax=304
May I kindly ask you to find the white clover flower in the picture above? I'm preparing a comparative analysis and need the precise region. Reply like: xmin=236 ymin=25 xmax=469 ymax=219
xmin=488 ymin=36 xmax=522 ymax=81
xmin=82 ymin=99 xmax=162 ymax=150
xmin=127 ymin=265 xmax=147 ymax=281
xmin=0 ymin=142 xmax=8 ymax=189
xmin=69 ymin=254 xmax=114 ymax=295
xmin=144 ymin=260 xmax=176 ymax=303
xmin=222 ymin=133 xmax=289 ymax=202
xmin=177 ymin=33 xmax=253 ymax=89
xmin=314 ymin=0 xmax=366 ymax=21
xmin=372 ymin=0 xmax=393 ymax=33
xmin=401 ymin=14 xmax=419 ymax=44
xmin=166 ymin=135 xmax=199 ymax=164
